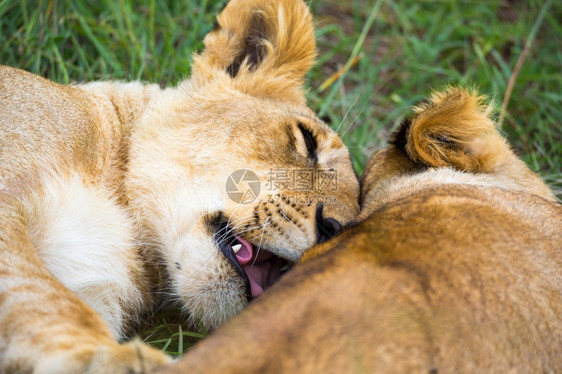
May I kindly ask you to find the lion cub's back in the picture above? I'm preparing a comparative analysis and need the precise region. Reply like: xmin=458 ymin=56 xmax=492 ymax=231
xmin=368 ymin=185 xmax=562 ymax=371
xmin=0 ymin=65 xmax=120 ymax=189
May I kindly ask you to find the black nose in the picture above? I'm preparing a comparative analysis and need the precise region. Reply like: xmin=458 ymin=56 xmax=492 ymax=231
xmin=316 ymin=205 xmax=342 ymax=244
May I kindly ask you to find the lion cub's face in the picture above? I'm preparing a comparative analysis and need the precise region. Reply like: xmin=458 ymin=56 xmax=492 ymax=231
xmin=126 ymin=0 xmax=359 ymax=329
xmin=220 ymin=101 xmax=359 ymax=259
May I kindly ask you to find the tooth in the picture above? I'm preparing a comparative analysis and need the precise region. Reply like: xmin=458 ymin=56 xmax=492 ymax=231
xmin=232 ymin=244 xmax=242 ymax=254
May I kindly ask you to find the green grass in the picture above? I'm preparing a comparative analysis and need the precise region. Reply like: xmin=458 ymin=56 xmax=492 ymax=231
xmin=137 ymin=311 xmax=208 ymax=357
xmin=1 ymin=0 xmax=561 ymax=354
xmin=307 ymin=0 xmax=561 ymax=195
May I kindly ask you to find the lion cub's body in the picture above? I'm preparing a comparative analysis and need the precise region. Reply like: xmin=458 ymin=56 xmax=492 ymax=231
xmin=0 ymin=0 xmax=360 ymax=372
xmin=0 ymin=66 xmax=167 ymax=373
xmin=165 ymin=88 xmax=561 ymax=373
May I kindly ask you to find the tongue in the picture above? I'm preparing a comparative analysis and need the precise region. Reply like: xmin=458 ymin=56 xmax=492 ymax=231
xmin=234 ymin=236 xmax=284 ymax=297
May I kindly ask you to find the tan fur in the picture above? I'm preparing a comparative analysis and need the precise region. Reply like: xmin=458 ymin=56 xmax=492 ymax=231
xmin=163 ymin=88 xmax=561 ymax=373
xmin=0 ymin=0 xmax=359 ymax=372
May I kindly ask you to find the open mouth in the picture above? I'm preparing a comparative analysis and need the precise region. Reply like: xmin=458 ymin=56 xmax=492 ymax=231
xmin=215 ymin=220 xmax=290 ymax=299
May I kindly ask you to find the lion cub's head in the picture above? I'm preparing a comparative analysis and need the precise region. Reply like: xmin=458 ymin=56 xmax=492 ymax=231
xmin=360 ymin=87 xmax=556 ymax=220
xmin=126 ymin=0 xmax=359 ymax=328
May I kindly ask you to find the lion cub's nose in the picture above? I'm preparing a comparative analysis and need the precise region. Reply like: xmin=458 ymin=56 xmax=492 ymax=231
xmin=316 ymin=205 xmax=342 ymax=244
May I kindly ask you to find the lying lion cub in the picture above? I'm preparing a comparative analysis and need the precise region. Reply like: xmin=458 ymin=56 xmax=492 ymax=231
xmin=0 ymin=0 xmax=360 ymax=372
xmin=163 ymin=88 xmax=561 ymax=373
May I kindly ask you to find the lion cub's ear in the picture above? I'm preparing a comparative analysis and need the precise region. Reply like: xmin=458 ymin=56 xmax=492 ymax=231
xmin=391 ymin=87 xmax=510 ymax=173
xmin=192 ymin=0 xmax=316 ymax=104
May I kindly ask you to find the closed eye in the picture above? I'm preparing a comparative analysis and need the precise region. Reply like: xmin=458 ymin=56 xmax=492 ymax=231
xmin=298 ymin=123 xmax=317 ymax=161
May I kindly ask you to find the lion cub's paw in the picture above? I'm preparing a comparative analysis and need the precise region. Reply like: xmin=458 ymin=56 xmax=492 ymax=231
xmin=36 ymin=339 xmax=172 ymax=374
xmin=88 ymin=339 xmax=172 ymax=373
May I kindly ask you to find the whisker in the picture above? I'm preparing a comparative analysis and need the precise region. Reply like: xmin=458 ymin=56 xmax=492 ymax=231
xmin=214 ymin=210 xmax=268 ymax=240
xmin=329 ymin=92 xmax=361 ymax=139
xmin=337 ymin=105 xmax=366 ymax=140
xmin=276 ymin=203 xmax=308 ymax=240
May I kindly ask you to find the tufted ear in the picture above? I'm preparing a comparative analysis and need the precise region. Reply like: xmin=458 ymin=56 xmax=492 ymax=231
xmin=390 ymin=87 xmax=511 ymax=173
xmin=192 ymin=0 xmax=317 ymax=104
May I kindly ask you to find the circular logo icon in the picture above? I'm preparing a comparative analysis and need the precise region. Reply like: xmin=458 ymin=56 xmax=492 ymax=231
xmin=226 ymin=169 xmax=261 ymax=204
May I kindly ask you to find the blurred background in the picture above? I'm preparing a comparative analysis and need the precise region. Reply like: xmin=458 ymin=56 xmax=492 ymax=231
xmin=1 ymin=0 xmax=560 ymax=353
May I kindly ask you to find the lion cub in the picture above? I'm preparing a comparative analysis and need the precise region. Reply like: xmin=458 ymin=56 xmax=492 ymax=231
xmin=162 ymin=88 xmax=561 ymax=373
xmin=0 ymin=0 xmax=359 ymax=372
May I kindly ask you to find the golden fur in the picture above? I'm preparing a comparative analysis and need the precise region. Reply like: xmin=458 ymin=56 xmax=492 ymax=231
xmin=0 ymin=0 xmax=359 ymax=372
xmin=162 ymin=88 xmax=561 ymax=373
